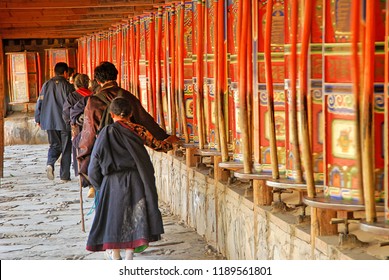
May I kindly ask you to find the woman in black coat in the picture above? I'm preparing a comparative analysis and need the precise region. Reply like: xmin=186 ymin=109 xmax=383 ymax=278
xmin=86 ymin=97 xmax=173 ymax=260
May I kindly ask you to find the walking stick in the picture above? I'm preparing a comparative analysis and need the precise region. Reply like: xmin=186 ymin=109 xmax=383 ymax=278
xmin=264 ymin=0 xmax=279 ymax=179
xmin=75 ymin=146 xmax=85 ymax=233
xmin=79 ymin=178 xmax=85 ymax=233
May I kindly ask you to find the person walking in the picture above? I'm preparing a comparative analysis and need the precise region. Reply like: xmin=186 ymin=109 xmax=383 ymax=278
xmin=77 ymin=61 xmax=179 ymax=191
xmin=62 ymin=74 xmax=93 ymax=183
xmin=86 ymin=97 xmax=173 ymax=260
xmin=35 ymin=62 xmax=74 ymax=182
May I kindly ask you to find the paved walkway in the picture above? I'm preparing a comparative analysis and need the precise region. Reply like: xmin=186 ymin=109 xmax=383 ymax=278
xmin=0 ymin=144 xmax=223 ymax=260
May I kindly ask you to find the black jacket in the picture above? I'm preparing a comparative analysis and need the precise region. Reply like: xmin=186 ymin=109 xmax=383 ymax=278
xmin=35 ymin=76 xmax=73 ymax=131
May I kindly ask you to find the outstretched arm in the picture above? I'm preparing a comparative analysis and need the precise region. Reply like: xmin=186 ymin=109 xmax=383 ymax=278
xmin=119 ymin=120 xmax=173 ymax=153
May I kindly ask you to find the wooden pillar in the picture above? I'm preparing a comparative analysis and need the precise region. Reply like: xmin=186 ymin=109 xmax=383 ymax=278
xmin=253 ymin=180 xmax=272 ymax=206
xmin=0 ymin=37 xmax=4 ymax=178
xmin=317 ymin=208 xmax=337 ymax=236
xmin=185 ymin=148 xmax=198 ymax=168
xmin=213 ymin=156 xmax=229 ymax=182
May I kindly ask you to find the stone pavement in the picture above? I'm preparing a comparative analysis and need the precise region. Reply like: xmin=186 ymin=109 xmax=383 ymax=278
xmin=0 ymin=144 xmax=224 ymax=260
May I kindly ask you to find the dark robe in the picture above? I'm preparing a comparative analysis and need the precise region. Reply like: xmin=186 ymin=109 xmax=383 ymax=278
xmin=62 ymin=88 xmax=92 ymax=127
xmin=62 ymin=88 xmax=93 ymax=176
xmin=86 ymin=121 xmax=171 ymax=251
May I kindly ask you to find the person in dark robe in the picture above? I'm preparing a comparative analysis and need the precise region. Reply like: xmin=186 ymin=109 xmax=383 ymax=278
xmin=35 ymin=62 xmax=73 ymax=182
xmin=62 ymin=74 xmax=94 ymax=195
xmin=77 ymin=61 xmax=179 ymax=196
xmin=86 ymin=97 xmax=172 ymax=260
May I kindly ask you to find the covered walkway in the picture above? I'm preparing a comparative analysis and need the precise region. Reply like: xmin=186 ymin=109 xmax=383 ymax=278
xmin=0 ymin=144 xmax=223 ymax=260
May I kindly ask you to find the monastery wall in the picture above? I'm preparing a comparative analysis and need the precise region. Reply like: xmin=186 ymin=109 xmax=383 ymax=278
xmin=150 ymin=149 xmax=378 ymax=260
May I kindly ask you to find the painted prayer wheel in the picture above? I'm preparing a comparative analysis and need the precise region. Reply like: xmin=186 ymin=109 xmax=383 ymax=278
xmin=180 ymin=2 xmax=195 ymax=142
xmin=73 ymin=1 xmax=389 ymax=217
xmin=323 ymin=0 xmax=361 ymax=201
xmin=204 ymin=0 xmax=217 ymax=149
xmin=192 ymin=1 xmax=202 ymax=145
xmin=255 ymin=0 xmax=286 ymax=173
xmin=323 ymin=0 xmax=385 ymax=203
xmin=227 ymin=0 xmax=240 ymax=161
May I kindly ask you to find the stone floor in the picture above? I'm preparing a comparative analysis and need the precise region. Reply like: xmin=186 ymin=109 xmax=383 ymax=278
xmin=0 ymin=144 xmax=224 ymax=260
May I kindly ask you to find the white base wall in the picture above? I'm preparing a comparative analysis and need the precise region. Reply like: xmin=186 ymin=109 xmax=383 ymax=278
xmin=150 ymin=149 xmax=378 ymax=260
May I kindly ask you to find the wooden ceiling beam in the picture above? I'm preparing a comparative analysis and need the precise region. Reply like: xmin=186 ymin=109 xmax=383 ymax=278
xmin=0 ymin=0 xmax=171 ymax=39
xmin=0 ymin=15 xmax=131 ymax=24
xmin=0 ymin=0 xmax=166 ymax=9
xmin=0 ymin=22 xmax=126 ymax=29
xmin=1 ymin=24 xmax=114 ymax=34
xmin=0 ymin=5 xmax=156 ymax=17
xmin=0 ymin=31 xmax=97 ymax=39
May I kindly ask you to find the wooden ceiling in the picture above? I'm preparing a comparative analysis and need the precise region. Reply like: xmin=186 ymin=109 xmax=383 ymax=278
xmin=0 ymin=0 xmax=170 ymax=39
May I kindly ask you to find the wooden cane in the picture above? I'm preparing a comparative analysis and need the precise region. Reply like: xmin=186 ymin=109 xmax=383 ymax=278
xmin=289 ymin=0 xmax=303 ymax=183
xmin=361 ymin=0 xmax=376 ymax=223
xmin=75 ymin=148 xmax=85 ymax=233
xmin=79 ymin=178 xmax=85 ymax=233
xmin=351 ymin=0 xmax=364 ymax=203
xmin=264 ymin=0 xmax=279 ymax=179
